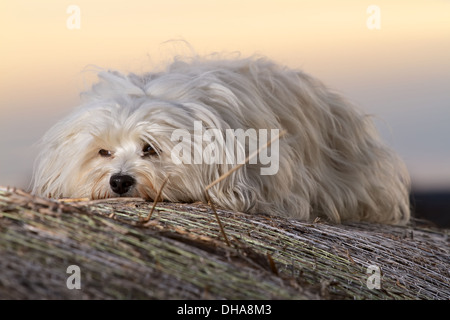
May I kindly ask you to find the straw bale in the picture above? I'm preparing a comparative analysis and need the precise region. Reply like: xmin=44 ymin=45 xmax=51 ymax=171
xmin=0 ymin=187 xmax=448 ymax=299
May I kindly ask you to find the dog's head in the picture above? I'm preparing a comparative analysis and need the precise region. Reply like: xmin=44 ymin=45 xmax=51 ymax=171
xmin=32 ymin=100 xmax=202 ymax=202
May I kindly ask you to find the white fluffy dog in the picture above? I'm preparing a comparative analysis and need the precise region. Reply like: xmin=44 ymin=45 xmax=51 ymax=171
xmin=31 ymin=56 xmax=410 ymax=224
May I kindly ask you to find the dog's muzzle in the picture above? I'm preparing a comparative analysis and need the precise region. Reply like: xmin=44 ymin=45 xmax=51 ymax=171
xmin=110 ymin=174 xmax=136 ymax=195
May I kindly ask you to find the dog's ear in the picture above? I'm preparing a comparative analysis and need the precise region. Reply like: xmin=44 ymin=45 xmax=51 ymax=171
xmin=31 ymin=112 xmax=94 ymax=198
xmin=204 ymin=168 xmax=259 ymax=214
xmin=195 ymin=129 xmax=262 ymax=213
xmin=87 ymin=71 xmax=146 ymax=100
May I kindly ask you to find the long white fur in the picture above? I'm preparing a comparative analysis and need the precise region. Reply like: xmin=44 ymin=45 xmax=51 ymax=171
xmin=31 ymin=55 xmax=410 ymax=224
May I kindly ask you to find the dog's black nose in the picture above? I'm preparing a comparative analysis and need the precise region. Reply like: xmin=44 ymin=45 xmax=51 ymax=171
xmin=109 ymin=174 xmax=135 ymax=195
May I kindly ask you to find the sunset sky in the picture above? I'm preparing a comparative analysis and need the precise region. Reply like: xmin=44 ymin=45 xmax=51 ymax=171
xmin=1 ymin=0 xmax=449 ymax=189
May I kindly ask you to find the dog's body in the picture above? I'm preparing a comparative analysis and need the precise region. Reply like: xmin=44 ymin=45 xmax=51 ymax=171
xmin=31 ymin=56 xmax=410 ymax=224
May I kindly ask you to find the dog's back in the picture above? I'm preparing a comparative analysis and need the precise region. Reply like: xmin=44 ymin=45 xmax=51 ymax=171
xmin=155 ymin=58 xmax=411 ymax=224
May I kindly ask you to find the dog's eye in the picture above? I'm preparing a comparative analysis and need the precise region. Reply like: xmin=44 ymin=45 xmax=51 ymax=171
xmin=99 ymin=149 xmax=112 ymax=157
xmin=142 ymin=143 xmax=158 ymax=157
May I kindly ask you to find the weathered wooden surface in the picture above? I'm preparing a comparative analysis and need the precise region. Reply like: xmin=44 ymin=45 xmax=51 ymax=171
xmin=0 ymin=187 xmax=448 ymax=299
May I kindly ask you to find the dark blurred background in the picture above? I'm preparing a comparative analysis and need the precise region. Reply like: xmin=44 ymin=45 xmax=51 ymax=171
xmin=410 ymin=190 xmax=450 ymax=228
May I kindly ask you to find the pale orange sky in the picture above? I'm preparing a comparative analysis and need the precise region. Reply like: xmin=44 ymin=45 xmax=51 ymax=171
xmin=1 ymin=0 xmax=449 ymax=189
xmin=2 ymin=1 xmax=449 ymax=87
